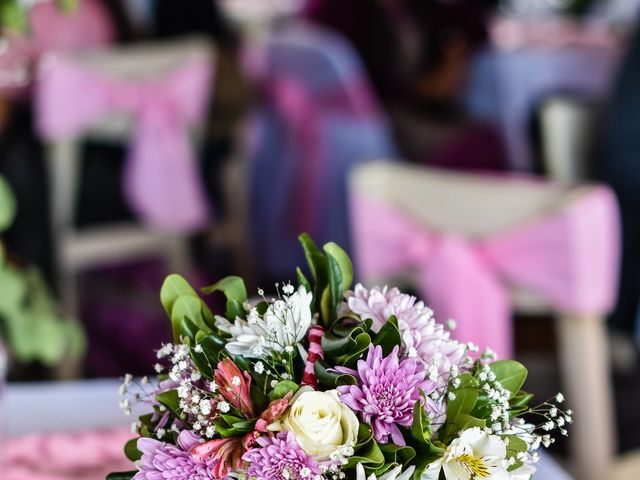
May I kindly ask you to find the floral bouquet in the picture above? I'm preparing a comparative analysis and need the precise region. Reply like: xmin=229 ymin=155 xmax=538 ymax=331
xmin=110 ymin=235 xmax=570 ymax=480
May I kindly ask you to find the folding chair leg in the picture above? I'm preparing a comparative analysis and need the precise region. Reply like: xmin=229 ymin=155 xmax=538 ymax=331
xmin=556 ymin=314 xmax=615 ymax=480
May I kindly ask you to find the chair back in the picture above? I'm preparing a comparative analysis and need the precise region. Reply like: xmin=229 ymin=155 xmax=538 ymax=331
xmin=245 ymin=23 xmax=397 ymax=278
xmin=540 ymin=96 xmax=599 ymax=183
xmin=36 ymin=36 xmax=216 ymax=233
xmin=350 ymin=162 xmax=619 ymax=356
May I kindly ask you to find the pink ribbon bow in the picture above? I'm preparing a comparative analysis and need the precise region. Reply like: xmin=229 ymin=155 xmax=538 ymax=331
xmin=36 ymin=53 xmax=214 ymax=232
xmin=244 ymin=40 xmax=381 ymax=235
xmin=351 ymin=187 xmax=620 ymax=358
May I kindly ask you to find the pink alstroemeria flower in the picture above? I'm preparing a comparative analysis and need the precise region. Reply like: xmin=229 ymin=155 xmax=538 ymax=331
xmin=214 ymin=358 xmax=255 ymax=418
xmin=254 ymin=391 xmax=293 ymax=432
xmin=191 ymin=437 xmax=244 ymax=478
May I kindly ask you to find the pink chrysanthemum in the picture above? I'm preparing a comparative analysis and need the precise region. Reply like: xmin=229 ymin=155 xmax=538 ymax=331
xmin=242 ymin=432 xmax=322 ymax=480
xmin=346 ymin=284 xmax=467 ymax=386
xmin=335 ymin=344 xmax=437 ymax=445
xmin=134 ymin=431 xmax=213 ymax=480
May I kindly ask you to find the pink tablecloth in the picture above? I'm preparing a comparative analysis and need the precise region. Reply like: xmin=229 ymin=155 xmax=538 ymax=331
xmin=1 ymin=428 xmax=134 ymax=480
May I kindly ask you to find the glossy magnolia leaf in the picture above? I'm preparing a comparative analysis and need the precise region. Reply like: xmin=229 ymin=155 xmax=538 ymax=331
xmin=446 ymin=388 xmax=478 ymax=423
xmin=314 ymin=360 xmax=356 ymax=388
xmin=160 ymin=274 xmax=199 ymax=316
xmin=171 ymin=295 xmax=210 ymax=341
xmin=106 ymin=472 xmax=137 ymax=480
xmin=269 ymin=380 xmax=299 ymax=401
xmin=452 ymin=413 xmax=486 ymax=433
xmin=156 ymin=390 xmax=181 ymax=418
xmin=298 ymin=233 xmax=328 ymax=314
xmin=296 ymin=267 xmax=312 ymax=294
xmin=489 ymin=360 xmax=528 ymax=398
xmin=202 ymin=276 xmax=247 ymax=320
xmin=379 ymin=443 xmax=416 ymax=467
xmin=324 ymin=242 xmax=353 ymax=293
xmin=124 ymin=438 xmax=142 ymax=462
xmin=372 ymin=316 xmax=401 ymax=356
xmin=410 ymin=397 xmax=432 ymax=446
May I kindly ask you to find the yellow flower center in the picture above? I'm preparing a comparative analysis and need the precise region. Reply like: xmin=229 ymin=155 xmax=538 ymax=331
xmin=456 ymin=454 xmax=491 ymax=478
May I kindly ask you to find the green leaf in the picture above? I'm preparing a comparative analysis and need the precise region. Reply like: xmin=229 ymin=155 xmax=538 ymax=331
xmin=446 ymin=388 xmax=478 ymax=423
xmin=202 ymin=276 xmax=247 ymax=320
xmin=335 ymin=333 xmax=371 ymax=367
xmin=269 ymin=380 xmax=300 ymax=401
xmin=298 ymin=233 xmax=328 ymax=315
xmin=314 ymin=360 xmax=356 ymax=388
xmin=324 ymin=242 xmax=352 ymax=322
xmin=124 ymin=438 xmax=142 ymax=462
xmin=345 ymin=439 xmax=385 ymax=470
xmin=0 ymin=175 xmax=16 ymax=231
xmin=156 ymin=390 xmax=181 ymax=418
xmin=456 ymin=373 xmax=479 ymax=389
xmin=323 ymin=242 xmax=353 ymax=293
xmin=179 ymin=317 xmax=200 ymax=343
xmin=410 ymin=397 xmax=432 ymax=446
xmin=106 ymin=472 xmax=137 ymax=480
xmin=379 ymin=443 xmax=416 ymax=466
xmin=372 ymin=316 xmax=401 ymax=356
xmin=452 ymin=413 xmax=486 ymax=433
xmin=296 ymin=267 xmax=312 ymax=294
xmin=505 ymin=434 xmax=528 ymax=471
xmin=489 ymin=360 xmax=528 ymax=398
xmin=171 ymin=295 xmax=210 ymax=340
xmin=160 ymin=274 xmax=199 ymax=317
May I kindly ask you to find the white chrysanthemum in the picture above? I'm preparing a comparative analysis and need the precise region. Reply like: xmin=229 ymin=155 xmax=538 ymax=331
xmin=216 ymin=285 xmax=313 ymax=357
xmin=346 ymin=284 xmax=467 ymax=386
xmin=356 ymin=463 xmax=415 ymax=480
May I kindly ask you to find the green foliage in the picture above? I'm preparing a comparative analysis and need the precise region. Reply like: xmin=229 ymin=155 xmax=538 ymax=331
xmin=106 ymin=472 xmax=137 ymax=480
xmin=269 ymin=380 xmax=299 ymax=401
xmin=0 ymin=175 xmax=16 ymax=232
xmin=372 ymin=315 xmax=401 ymax=356
xmin=297 ymin=234 xmax=353 ymax=326
xmin=489 ymin=360 xmax=528 ymax=399
xmin=202 ymin=275 xmax=247 ymax=321
xmin=124 ymin=438 xmax=142 ymax=462
xmin=0 ymin=181 xmax=85 ymax=368
xmin=0 ymin=0 xmax=77 ymax=32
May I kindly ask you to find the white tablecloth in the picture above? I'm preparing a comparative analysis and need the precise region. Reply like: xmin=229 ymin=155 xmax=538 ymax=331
xmin=1 ymin=379 xmax=573 ymax=479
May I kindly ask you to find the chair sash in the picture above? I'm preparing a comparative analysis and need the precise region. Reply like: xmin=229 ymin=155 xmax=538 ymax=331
xmin=351 ymin=187 xmax=620 ymax=357
xmin=36 ymin=53 xmax=213 ymax=232
xmin=244 ymin=30 xmax=383 ymax=235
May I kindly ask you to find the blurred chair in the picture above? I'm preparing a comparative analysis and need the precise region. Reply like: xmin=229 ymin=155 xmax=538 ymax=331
xmin=350 ymin=162 xmax=620 ymax=480
xmin=35 ymin=37 xmax=216 ymax=316
xmin=244 ymin=22 xmax=397 ymax=279
xmin=540 ymin=96 xmax=598 ymax=183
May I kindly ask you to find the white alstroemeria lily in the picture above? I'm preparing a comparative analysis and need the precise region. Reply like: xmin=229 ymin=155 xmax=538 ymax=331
xmin=216 ymin=285 xmax=313 ymax=357
xmin=422 ymin=428 xmax=510 ymax=480
xmin=356 ymin=463 xmax=415 ymax=480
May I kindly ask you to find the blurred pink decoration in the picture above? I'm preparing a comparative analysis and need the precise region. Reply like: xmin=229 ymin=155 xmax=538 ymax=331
xmin=1 ymin=427 xmax=133 ymax=480
xmin=491 ymin=15 xmax=620 ymax=51
xmin=244 ymin=28 xmax=385 ymax=235
xmin=36 ymin=54 xmax=213 ymax=232
xmin=0 ymin=0 xmax=114 ymax=97
xmin=351 ymin=185 xmax=620 ymax=358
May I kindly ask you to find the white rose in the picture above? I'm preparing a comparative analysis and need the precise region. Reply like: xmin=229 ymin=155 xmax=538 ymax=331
xmin=274 ymin=387 xmax=359 ymax=460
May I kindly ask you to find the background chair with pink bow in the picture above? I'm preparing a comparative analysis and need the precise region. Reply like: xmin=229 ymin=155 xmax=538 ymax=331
xmin=349 ymin=162 xmax=620 ymax=480
xmin=242 ymin=22 xmax=397 ymax=281
xmin=34 ymin=36 xmax=218 ymax=318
